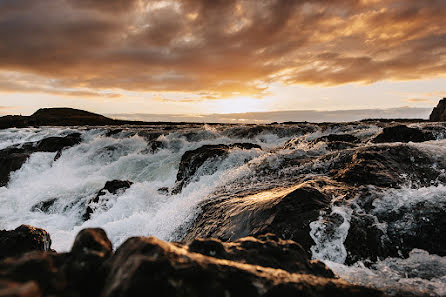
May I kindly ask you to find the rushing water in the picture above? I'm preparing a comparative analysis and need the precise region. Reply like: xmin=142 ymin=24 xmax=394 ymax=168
xmin=1 ymin=123 xmax=445 ymax=296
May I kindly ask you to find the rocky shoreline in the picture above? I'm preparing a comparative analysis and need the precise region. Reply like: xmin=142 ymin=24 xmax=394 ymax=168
xmin=1 ymin=226 xmax=386 ymax=297
xmin=1 ymin=100 xmax=446 ymax=296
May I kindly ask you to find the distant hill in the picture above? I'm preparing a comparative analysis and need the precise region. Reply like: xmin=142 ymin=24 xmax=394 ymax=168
xmin=0 ymin=108 xmax=115 ymax=129
xmin=0 ymin=107 xmax=212 ymax=129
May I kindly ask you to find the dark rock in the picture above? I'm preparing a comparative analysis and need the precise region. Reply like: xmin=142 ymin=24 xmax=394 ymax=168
xmin=0 ymin=280 xmax=41 ymax=297
xmin=33 ymin=133 xmax=81 ymax=152
xmin=0 ymin=252 xmax=64 ymax=296
xmin=30 ymin=199 xmax=57 ymax=213
xmin=0 ymin=148 xmax=30 ymax=187
xmin=332 ymin=144 xmax=443 ymax=188
xmin=105 ymin=129 xmax=123 ymax=137
xmin=0 ymin=225 xmax=51 ymax=260
xmin=83 ymin=180 xmax=133 ymax=220
xmin=63 ymin=228 xmax=113 ymax=297
xmin=101 ymin=236 xmax=383 ymax=297
xmin=429 ymin=98 xmax=446 ymax=121
xmin=173 ymin=143 xmax=261 ymax=193
xmin=372 ymin=125 xmax=435 ymax=143
xmin=344 ymin=213 xmax=388 ymax=264
xmin=317 ymin=134 xmax=360 ymax=143
xmin=157 ymin=187 xmax=170 ymax=195
xmin=188 ymin=234 xmax=334 ymax=278
xmin=184 ymin=182 xmax=331 ymax=254
xmin=0 ymin=133 xmax=82 ymax=187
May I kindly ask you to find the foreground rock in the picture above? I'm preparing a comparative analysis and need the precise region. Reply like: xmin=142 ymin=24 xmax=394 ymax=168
xmin=0 ymin=133 xmax=81 ymax=187
xmin=173 ymin=143 xmax=261 ymax=193
xmin=372 ymin=125 xmax=434 ymax=143
xmin=429 ymin=98 xmax=446 ymax=121
xmin=83 ymin=180 xmax=133 ymax=220
xmin=0 ymin=227 xmax=384 ymax=297
xmin=185 ymin=181 xmax=331 ymax=253
xmin=0 ymin=225 xmax=51 ymax=260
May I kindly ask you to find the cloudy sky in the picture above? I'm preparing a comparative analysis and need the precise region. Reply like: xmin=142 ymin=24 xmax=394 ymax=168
xmin=0 ymin=0 xmax=445 ymax=118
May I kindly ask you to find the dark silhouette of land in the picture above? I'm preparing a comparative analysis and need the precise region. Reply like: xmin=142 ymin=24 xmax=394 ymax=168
xmin=0 ymin=107 xmax=207 ymax=129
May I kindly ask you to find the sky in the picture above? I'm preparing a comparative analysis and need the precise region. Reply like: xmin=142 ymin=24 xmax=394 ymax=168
xmin=0 ymin=0 xmax=445 ymax=119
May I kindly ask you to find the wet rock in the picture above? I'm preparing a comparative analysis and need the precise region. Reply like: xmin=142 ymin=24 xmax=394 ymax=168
xmin=83 ymin=180 xmax=133 ymax=220
xmin=105 ymin=129 xmax=123 ymax=137
xmin=30 ymin=199 xmax=57 ymax=213
xmin=0 ymin=133 xmax=82 ymax=187
xmin=0 ymin=252 xmax=64 ymax=296
xmin=0 ymin=280 xmax=41 ymax=297
xmin=332 ymin=144 xmax=442 ymax=188
xmin=0 ymin=225 xmax=51 ymax=260
xmin=33 ymin=133 xmax=81 ymax=152
xmin=372 ymin=125 xmax=434 ymax=143
xmin=62 ymin=228 xmax=113 ymax=297
xmin=184 ymin=182 xmax=331 ymax=254
xmin=429 ymin=98 xmax=446 ymax=122
xmin=173 ymin=143 xmax=261 ymax=193
xmin=188 ymin=234 xmax=334 ymax=278
xmin=344 ymin=213 xmax=389 ymax=264
xmin=0 ymin=148 xmax=30 ymax=187
xmin=102 ymin=236 xmax=382 ymax=297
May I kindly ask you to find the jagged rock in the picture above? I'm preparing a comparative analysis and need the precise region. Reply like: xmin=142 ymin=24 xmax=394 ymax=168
xmin=30 ymin=199 xmax=57 ymax=213
xmin=83 ymin=180 xmax=133 ymax=220
xmin=0 ymin=133 xmax=81 ymax=187
xmin=0 ymin=148 xmax=30 ymax=187
xmin=429 ymin=98 xmax=446 ymax=121
xmin=105 ymin=129 xmax=123 ymax=137
xmin=0 ymin=225 xmax=52 ymax=260
xmin=173 ymin=143 xmax=261 ymax=193
xmin=101 ymin=235 xmax=383 ymax=297
xmin=184 ymin=182 xmax=331 ymax=253
xmin=332 ymin=144 xmax=443 ymax=188
xmin=188 ymin=234 xmax=334 ymax=278
xmin=62 ymin=228 xmax=113 ymax=297
xmin=372 ymin=125 xmax=434 ymax=143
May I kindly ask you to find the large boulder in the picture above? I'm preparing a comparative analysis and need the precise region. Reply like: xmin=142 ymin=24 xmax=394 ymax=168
xmin=101 ymin=236 xmax=383 ymax=297
xmin=188 ymin=234 xmax=334 ymax=278
xmin=372 ymin=125 xmax=434 ymax=143
xmin=173 ymin=143 xmax=261 ymax=193
xmin=83 ymin=180 xmax=133 ymax=220
xmin=184 ymin=182 xmax=331 ymax=253
xmin=429 ymin=98 xmax=446 ymax=121
xmin=62 ymin=228 xmax=113 ymax=297
xmin=332 ymin=144 xmax=443 ymax=188
xmin=0 ymin=228 xmax=112 ymax=297
xmin=0 ymin=133 xmax=82 ymax=187
xmin=0 ymin=225 xmax=52 ymax=260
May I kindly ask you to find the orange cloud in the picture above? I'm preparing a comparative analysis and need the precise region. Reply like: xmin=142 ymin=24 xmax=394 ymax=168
xmin=0 ymin=0 xmax=445 ymax=100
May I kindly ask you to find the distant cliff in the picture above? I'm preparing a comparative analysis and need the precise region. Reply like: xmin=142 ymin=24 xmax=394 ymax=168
xmin=430 ymin=98 xmax=446 ymax=121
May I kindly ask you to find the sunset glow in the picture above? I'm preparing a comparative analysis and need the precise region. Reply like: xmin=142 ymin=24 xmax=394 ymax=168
xmin=0 ymin=0 xmax=445 ymax=117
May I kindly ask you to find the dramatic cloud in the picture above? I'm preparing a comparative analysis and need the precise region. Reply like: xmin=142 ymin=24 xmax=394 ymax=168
xmin=0 ymin=0 xmax=445 ymax=100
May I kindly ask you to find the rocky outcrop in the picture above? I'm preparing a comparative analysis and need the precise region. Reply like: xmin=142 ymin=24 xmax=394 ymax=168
xmin=284 ymin=134 xmax=359 ymax=151
xmin=0 ymin=225 xmax=52 ymax=260
xmin=372 ymin=125 xmax=435 ymax=143
xmin=331 ymin=144 xmax=443 ymax=188
xmin=188 ymin=234 xmax=334 ymax=278
xmin=0 ymin=227 xmax=384 ymax=297
xmin=0 ymin=228 xmax=112 ymax=297
xmin=429 ymin=98 xmax=446 ymax=121
xmin=102 ymin=235 xmax=381 ymax=297
xmin=173 ymin=143 xmax=261 ymax=193
xmin=184 ymin=182 xmax=331 ymax=253
xmin=0 ymin=133 xmax=81 ymax=187
xmin=83 ymin=180 xmax=133 ymax=220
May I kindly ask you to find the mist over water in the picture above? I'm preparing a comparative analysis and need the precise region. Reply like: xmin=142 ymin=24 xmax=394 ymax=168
xmin=1 ymin=122 xmax=445 ymax=296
